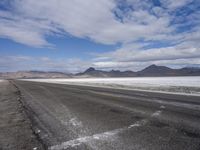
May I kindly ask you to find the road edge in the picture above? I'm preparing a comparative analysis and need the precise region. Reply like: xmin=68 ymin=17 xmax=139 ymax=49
xmin=10 ymin=80 xmax=47 ymax=150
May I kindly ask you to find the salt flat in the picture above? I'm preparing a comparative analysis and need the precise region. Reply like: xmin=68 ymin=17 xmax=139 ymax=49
xmin=21 ymin=76 xmax=200 ymax=95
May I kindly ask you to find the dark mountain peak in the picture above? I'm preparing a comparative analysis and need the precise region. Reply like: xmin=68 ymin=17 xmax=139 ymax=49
xmin=85 ymin=67 xmax=96 ymax=73
xmin=148 ymin=64 xmax=157 ymax=68
xmin=145 ymin=64 xmax=166 ymax=69
xmin=110 ymin=69 xmax=121 ymax=73
xmin=138 ymin=64 xmax=173 ymax=76
xmin=142 ymin=64 xmax=171 ymax=71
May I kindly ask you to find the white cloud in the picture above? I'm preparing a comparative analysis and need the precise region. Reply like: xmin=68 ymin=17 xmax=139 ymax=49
xmin=97 ymin=44 xmax=200 ymax=62
xmin=0 ymin=0 xmax=174 ymax=46
xmin=94 ymin=33 xmax=200 ymax=70
xmin=0 ymin=55 xmax=92 ymax=73
xmin=0 ymin=10 xmax=58 ymax=47
xmin=160 ymin=0 xmax=193 ymax=9
xmin=0 ymin=0 xmax=199 ymax=71
xmin=94 ymin=58 xmax=200 ymax=71
xmin=0 ymin=0 xmax=197 ymax=47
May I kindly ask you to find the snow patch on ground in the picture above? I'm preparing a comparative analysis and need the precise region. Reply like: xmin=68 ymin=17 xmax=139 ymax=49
xmin=128 ymin=123 xmax=141 ymax=128
xmin=49 ymin=109 xmax=160 ymax=150
xmin=69 ymin=118 xmax=82 ymax=127
xmin=49 ymin=128 xmax=123 ymax=150
xmin=49 ymin=122 xmax=141 ymax=150
xmin=151 ymin=110 xmax=162 ymax=117
xmin=160 ymin=105 xmax=166 ymax=109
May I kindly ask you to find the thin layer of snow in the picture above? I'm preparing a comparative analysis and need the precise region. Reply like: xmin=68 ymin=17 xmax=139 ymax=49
xmin=49 ymin=128 xmax=122 ymax=150
xmin=20 ymin=76 xmax=200 ymax=95
xmin=69 ymin=118 xmax=82 ymax=127
xmin=49 ymin=109 xmax=159 ymax=150
xmin=151 ymin=110 xmax=162 ymax=117
xmin=160 ymin=105 xmax=166 ymax=109
xmin=49 ymin=119 xmax=147 ymax=150
xmin=128 ymin=122 xmax=141 ymax=129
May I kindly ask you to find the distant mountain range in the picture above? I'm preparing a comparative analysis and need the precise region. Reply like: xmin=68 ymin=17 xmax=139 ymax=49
xmin=76 ymin=67 xmax=137 ymax=77
xmin=76 ymin=64 xmax=200 ymax=77
xmin=1 ymin=65 xmax=200 ymax=79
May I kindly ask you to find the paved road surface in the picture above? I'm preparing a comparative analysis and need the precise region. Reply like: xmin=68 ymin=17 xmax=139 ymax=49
xmin=13 ymin=80 xmax=200 ymax=150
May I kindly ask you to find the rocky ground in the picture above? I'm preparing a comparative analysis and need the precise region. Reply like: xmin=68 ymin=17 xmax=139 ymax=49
xmin=0 ymin=80 xmax=44 ymax=150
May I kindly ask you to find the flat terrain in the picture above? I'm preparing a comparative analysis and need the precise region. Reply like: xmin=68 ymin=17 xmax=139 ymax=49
xmin=2 ymin=80 xmax=200 ymax=150
xmin=22 ymin=76 xmax=200 ymax=95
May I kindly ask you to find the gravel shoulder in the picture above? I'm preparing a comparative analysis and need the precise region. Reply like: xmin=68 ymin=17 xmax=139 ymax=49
xmin=0 ymin=80 xmax=44 ymax=150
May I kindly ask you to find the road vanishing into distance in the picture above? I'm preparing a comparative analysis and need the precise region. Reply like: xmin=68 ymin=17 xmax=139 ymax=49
xmin=11 ymin=80 xmax=200 ymax=150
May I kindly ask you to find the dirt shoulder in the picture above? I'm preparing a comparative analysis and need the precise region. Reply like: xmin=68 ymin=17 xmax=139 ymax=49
xmin=0 ymin=80 xmax=44 ymax=150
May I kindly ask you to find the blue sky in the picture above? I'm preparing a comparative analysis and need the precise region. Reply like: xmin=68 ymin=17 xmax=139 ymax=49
xmin=0 ymin=0 xmax=200 ymax=72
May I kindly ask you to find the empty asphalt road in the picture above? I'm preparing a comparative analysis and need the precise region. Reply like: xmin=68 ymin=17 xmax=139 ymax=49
xmin=12 ymin=80 xmax=200 ymax=150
